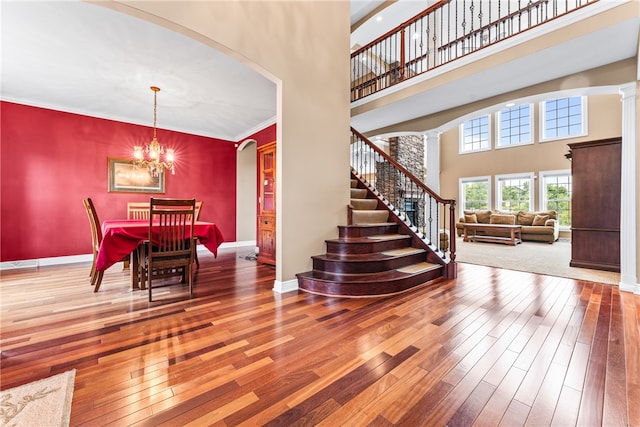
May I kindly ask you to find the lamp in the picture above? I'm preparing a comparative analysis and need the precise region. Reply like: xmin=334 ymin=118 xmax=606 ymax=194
xmin=133 ymin=86 xmax=175 ymax=176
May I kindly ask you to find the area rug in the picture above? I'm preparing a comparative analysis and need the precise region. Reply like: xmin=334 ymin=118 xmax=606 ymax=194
xmin=0 ymin=369 xmax=75 ymax=427
xmin=455 ymin=238 xmax=620 ymax=285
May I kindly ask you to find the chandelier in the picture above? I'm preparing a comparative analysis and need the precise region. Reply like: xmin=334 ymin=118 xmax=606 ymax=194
xmin=133 ymin=86 xmax=175 ymax=176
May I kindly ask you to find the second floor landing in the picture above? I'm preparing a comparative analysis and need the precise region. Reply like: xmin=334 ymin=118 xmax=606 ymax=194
xmin=351 ymin=0 xmax=639 ymax=136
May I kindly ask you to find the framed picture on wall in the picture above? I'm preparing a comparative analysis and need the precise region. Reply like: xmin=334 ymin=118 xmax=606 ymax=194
xmin=108 ymin=158 xmax=165 ymax=193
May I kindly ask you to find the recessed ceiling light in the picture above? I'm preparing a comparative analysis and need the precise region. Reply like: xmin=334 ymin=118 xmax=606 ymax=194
xmin=505 ymin=102 xmax=516 ymax=107
xmin=376 ymin=16 xmax=383 ymax=22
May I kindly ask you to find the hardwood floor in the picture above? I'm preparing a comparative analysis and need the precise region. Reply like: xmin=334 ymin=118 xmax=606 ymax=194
xmin=1 ymin=247 xmax=639 ymax=426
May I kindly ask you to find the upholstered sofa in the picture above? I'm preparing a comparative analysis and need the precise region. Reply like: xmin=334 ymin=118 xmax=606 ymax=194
xmin=455 ymin=210 xmax=559 ymax=243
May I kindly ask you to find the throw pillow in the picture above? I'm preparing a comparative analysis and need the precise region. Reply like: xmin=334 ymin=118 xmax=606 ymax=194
xmin=489 ymin=214 xmax=516 ymax=225
xmin=532 ymin=214 xmax=550 ymax=226
xmin=517 ymin=211 xmax=535 ymax=226
xmin=466 ymin=210 xmax=491 ymax=223
xmin=464 ymin=213 xmax=478 ymax=223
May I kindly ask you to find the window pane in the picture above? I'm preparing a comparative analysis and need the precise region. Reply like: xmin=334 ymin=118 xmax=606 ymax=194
xmin=461 ymin=116 xmax=490 ymax=153
xmin=463 ymin=180 xmax=489 ymax=210
xmin=498 ymin=104 xmax=531 ymax=147
xmin=543 ymin=96 xmax=584 ymax=140
xmin=543 ymin=174 xmax=572 ymax=227
xmin=498 ymin=177 xmax=531 ymax=211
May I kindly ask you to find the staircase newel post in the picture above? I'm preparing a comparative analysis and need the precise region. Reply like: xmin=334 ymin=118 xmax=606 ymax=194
xmin=447 ymin=200 xmax=457 ymax=278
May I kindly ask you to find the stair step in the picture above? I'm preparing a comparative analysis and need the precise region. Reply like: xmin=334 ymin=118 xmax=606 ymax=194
xmin=338 ymin=223 xmax=399 ymax=238
xmin=367 ymin=233 xmax=407 ymax=241
xmin=350 ymin=179 xmax=358 ymax=188
xmin=352 ymin=210 xmax=389 ymax=224
xmin=326 ymin=235 xmax=412 ymax=254
xmin=311 ymin=249 xmax=427 ymax=274
xmin=380 ymin=247 xmax=424 ymax=256
xmin=296 ymin=263 xmax=444 ymax=297
xmin=350 ymin=199 xmax=378 ymax=210
xmin=396 ymin=262 xmax=440 ymax=274
xmin=350 ymin=188 xmax=368 ymax=199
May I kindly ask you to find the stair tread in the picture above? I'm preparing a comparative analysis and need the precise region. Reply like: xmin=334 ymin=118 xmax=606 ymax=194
xmin=312 ymin=248 xmax=425 ymax=262
xmin=325 ymin=234 xmax=411 ymax=244
xmin=298 ymin=262 xmax=442 ymax=283
xmin=367 ymin=234 xmax=408 ymax=241
xmin=341 ymin=223 xmax=397 ymax=228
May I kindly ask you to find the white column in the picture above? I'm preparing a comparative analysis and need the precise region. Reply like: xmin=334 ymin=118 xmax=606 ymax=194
xmin=425 ymin=130 xmax=441 ymax=193
xmin=618 ymin=82 xmax=638 ymax=294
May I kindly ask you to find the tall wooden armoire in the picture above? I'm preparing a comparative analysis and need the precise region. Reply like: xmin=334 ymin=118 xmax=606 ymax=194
xmin=567 ymin=138 xmax=621 ymax=272
xmin=257 ymin=142 xmax=276 ymax=265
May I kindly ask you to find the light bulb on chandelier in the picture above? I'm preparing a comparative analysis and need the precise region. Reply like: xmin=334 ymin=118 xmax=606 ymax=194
xmin=133 ymin=86 xmax=175 ymax=176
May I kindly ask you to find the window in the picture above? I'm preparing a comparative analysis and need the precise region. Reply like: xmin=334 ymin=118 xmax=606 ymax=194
xmin=541 ymin=96 xmax=587 ymax=141
xmin=495 ymin=173 xmax=534 ymax=212
xmin=459 ymin=176 xmax=491 ymax=211
xmin=459 ymin=115 xmax=491 ymax=153
xmin=540 ymin=170 xmax=571 ymax=228
xmin=496 ymin=104 xmax=532 ymax=148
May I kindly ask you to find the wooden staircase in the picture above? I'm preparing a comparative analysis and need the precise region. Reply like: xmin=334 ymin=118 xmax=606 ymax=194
xmin=296 ymin=176 xmax=446 ymax=297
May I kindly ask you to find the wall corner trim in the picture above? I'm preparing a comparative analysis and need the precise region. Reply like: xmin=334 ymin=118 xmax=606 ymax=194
xmin=273 ymin=278 xmax=298 ymax=294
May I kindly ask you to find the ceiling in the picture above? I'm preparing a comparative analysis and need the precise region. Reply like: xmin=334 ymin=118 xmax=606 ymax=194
xmin=2 ymin=1 xmax=638 ymax=141
xmin=0 ymin=0 xmax=399 ymax=142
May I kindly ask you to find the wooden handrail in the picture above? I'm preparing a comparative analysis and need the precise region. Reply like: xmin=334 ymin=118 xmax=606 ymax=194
xmin=351 ymin=127 xmax=455 ymax=206
xmin=350 ymin=0 xmax=599 ymax=102
xmin=351 ymin=0 xmax=450 ymax=58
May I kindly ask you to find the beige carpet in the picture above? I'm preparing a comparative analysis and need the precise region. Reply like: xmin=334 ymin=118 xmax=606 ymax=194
xmin=455 ymin=238 xmax=620 ymax=285
xmin=0 ymin=370 xmax=75 ymax=427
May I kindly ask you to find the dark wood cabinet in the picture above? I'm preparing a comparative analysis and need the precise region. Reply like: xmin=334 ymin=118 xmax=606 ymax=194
xmin=257 ymin=142 xmax=276 ymax=265
xmin=567 ymin=138 xmax=621 ymax=272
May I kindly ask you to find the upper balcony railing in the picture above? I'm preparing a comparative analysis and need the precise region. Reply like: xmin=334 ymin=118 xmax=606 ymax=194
xmin=351 ymin=0 xmax=599 ymax=102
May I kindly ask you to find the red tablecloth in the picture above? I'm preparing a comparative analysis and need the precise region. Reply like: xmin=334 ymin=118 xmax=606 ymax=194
xmin=96 ymin=219 xmax=224 ymax=271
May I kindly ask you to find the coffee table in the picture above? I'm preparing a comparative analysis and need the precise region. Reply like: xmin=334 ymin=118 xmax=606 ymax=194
xmin=462 ymin=223 xmax=522 ymax=246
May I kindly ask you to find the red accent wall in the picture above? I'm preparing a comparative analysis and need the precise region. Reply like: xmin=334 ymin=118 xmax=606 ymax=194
xmin=250 ymin=125 xmax=276 ymax=149
xmin=0 ymin=101 xmax=237 ymax=262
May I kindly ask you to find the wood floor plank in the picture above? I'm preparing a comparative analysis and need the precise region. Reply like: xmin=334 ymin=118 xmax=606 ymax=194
xmin=576 ymin=283 xmax=611 ymax=427
xmin=603 ymin=286 xmax=629 ymax=426
xmin=622 ymin=289 xmax=640 ymax=426
xmin=473 ymin=366 xmax=527 ymax=427
xmin=1 ymin=250 xmax=638 ymax=426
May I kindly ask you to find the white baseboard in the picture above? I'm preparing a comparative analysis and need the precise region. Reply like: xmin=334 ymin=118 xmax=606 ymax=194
xmin=0 ymin=254 xmax=93 ymax=270
xmin=217 ymin=240 xmax=256 ymax=249
xmin=273 ymin=278 xmax=298 ymax=294
xmin=619 ymin=280 xmax=640 ymax=294
xmin=1 ymin=241 xmax=257 ymax=271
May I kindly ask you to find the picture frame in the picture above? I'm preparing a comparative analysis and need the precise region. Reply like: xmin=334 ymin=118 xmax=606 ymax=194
xmin=108 ymin=158 xmax=165 ymax=193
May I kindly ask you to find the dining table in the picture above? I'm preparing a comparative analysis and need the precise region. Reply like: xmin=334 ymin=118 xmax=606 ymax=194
xmin=95 ymin=219 xmax=224 ymax=289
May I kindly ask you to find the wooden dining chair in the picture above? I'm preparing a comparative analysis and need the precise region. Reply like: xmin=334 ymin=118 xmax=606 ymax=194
xmin=195 ymin=201 xmax=203 ymax=220
xmin=84 ymin=197 xmax=134 ymax=292
xmin=143 ymin=198 xmax=196 ymax=302
xmin=193 ymin=201 xmax=203 ymax=268
xmin=82 ymin=198 xmax=103 ymax=291
xmin=127 ymin=202 xmax=150 ymax=220
xmin=122 ymin=202 xmax=151 ymax=269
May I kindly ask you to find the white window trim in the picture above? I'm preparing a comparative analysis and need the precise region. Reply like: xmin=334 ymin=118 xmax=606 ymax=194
xmin=540 ymin=169 xmax=571 ymax=231
xmin=458 ymin=114 xmax=492 ymax=154
xmin=459 ymin=175 xmax=492 ymax=211
xmin=495 ymin=172 xmax=535 ymax=212
xmin=539 ymin=96 xmax=588 ymax=142
xmin=495 ymin=103 xmax=534 ymax=149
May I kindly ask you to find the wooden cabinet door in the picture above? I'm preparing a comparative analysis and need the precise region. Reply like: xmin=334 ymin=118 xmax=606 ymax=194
xmin=568 ymin=138 xmax=621 ymax=272
xmin=257 ymin=142 xmax=276 ymax=265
